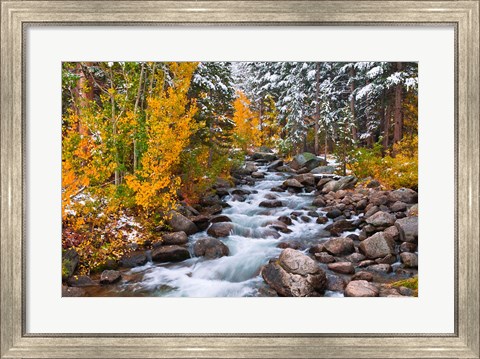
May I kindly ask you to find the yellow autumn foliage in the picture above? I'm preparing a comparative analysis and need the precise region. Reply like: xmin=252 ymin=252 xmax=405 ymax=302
xmin=125 ymin=62 xmax=198 ymax=219
xmin=232 ymin=91 xmax=262 ymax=151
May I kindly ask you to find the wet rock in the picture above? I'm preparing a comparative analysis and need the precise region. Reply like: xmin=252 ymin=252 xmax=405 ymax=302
xmin=307 ymin=211 xmax=319 ymax=218
xmin=309 ymin=244 xmax=325 ymax=254
xmin=119 ymin=251 xmax=148 ymax=268
xmin=264 ymin=193 xmax=278 ymax=200
xmin=323 ymin=237 xmax=355 ymax=256
xmin=347 ymin=233 xmax=360 ymax=241
xmin=252 ymin=152 xmax=278 ymax=162
xmin=259 ymin=200 xmax=283 ymax=208
xmin=276 ymin=165 xmax=294 ymax=173
xmin=344 ymin=280 xmax=379 ymax=297
xmin=277 ymin=241 xmax=302 ymax=250
xmin=327 ymin=262 xmax=355 ymax=274
xmin=327 ymin=274 xmax=347 ymax=291
xmin=190 ymin=215 xmax=210 ymax=231
xmin=193 ymin=237 xmax=229 ymax=259
xmin=316 ymin=216 xmax=328 ymax=224
xmin=261 ymin=249 xmax=327 ymax=297
xmin=232 ymin=189 xmax=251 ymax=196
xmin=395 ymin=217 xmax=418 ymax=243
xmin=310 ymin=165 xmax=336 ymax=174
xmin=267 ymin=159 xmax=284 ymax=171
xmin=314 ymin=252 xmax=335 ymax=263
xmin=167 ymin=211 xmax=199 ymax=235
xmin=327 ymin=219 xmax=356 ymax=236
xmin=207 ymin=222 xmax=234 ymax=238
xmin=388 ymin=188 xmax=418 ymax=204
xmin=283 ymin=178 xmax=304 ymax=189
xmin=151 ymin=245 xmax=190 ymax=262
xmin=67 ymin=275 xmax=96 ymax=287
xmin=351 ymin=271 xmax=374 ymax=282
xmin=62 ymin=286 xmax=85 ymax=297
xmin=366 ymin=211 xmax=396 ymax=228
xmin=210 ymin=215 xmax=232 ymax=223
xmin=100 ymin=270 xmax=122 ymax=284
xmin=400 ymin=242 xmax=417 ymax=253
xmin=267 ymin=220 xmax=292 ymax=233
xmin=301 ymin=216 xmax=311 ymax=223
xmin=271 ymin=186 xmax=286 ymax=192
xmin=359 ymin=232 xmax=395 ymax=259
xmin=263 ymin=229 xmax=281 ymax=239
xmin=251 ymin=171 xmax=265 ymax=179
xmin=277 ymin=215 xmax=292 ymax=225
xmin=62 ymin=248 xmax=79 ymax=281
xmin=400 ymin=252 xmax=418 ymax=268
xmin=162 ymin=231 xmax=188 ymax=245
xmin=367 ymin=263 xmax=392 ymax=273
xmin=326 ymin=208 xmax=343 ymax=219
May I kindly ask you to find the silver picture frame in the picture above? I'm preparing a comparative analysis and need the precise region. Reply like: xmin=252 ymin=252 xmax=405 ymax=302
xmin=1 ymin=1 xmax=479 ymax=358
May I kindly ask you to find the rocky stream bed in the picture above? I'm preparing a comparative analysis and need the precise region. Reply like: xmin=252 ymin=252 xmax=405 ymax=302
xmin=62 ymin=152 xmax=418 ymax=298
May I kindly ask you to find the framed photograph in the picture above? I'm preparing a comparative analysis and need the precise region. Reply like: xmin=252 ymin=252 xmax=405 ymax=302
xmin=1 ymin=1 xmax=479 ymax=358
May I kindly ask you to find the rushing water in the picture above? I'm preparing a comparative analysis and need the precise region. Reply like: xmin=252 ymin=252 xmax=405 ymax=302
xmin=84 ymin=166 xmax=346 ymax=297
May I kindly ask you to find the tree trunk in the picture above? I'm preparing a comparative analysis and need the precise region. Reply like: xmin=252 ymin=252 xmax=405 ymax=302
xmin=133 ymin=63 xmax=145 ymax=173
xmin=75 ymin=63 xmax=94 ymax=154
xmin=393 ymin=62 xmax=404 ymax=144
xmin=349 ymin=66 xmax=357 ymax=141
xmin=383 ymin=102 xmax=392 ymax=150
xmin=314 ymin=62 xmax=321 ymax=155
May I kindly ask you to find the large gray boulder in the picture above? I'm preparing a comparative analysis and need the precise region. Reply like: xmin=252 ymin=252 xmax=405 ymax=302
xmin=358 ymin=232 xmax=395 ymax=259
xmin=400 ymin=252 xmax=418 ymax=268
xmin=395 ymin=216 xmax=418 ymax=243
xmin=167 ymin=211 xmax=199 ymax=235
xmin=193 ymin=237 xmax=229 ymax=259
xmin=162 ymin=231 xmax=188 ymax=245
xmin=207 ymin=222 xmax=234 ymax=238
xmin=290 ymin=152 xmax=318 ymax=170
xmin=151 ymin=245 xmax=190 ymax=262
xmin=252 ymin=152 xmax=278 ymax=162
xmin=261 ymin=248 xmax=327 ymax=297
xmin=335 ymin=175 xmax=358 ymax=191
xmin=119 ymin=251 xmax=148 ymax=268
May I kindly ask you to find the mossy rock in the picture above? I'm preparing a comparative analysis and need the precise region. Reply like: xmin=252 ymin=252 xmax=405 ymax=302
xmin=389 ymin=276 xmax=418 ymax=296
xmin=90 ymin=258 xmax=119 ymax=274
xmin=62 ymin=249 xmax=79 ymax=282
